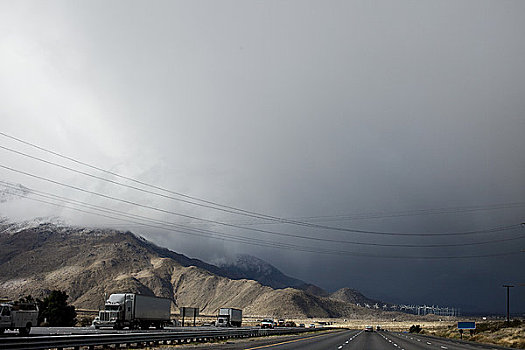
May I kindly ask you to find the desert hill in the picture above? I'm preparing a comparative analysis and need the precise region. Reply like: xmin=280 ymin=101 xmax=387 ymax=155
xmin=217 ymin=254 xmax=329 ymax=297
xmin=0 ymin=219 xmax=400 ymax=318
xmin=330 ymin=287 xmax=384 ymax=307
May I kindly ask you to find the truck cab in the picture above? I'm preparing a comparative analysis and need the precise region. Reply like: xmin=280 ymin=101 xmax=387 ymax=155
xmin=95 ymin=294 xmax=131 ymax=329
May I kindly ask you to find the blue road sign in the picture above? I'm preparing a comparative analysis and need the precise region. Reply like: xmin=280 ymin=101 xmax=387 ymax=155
xmin=458 ymin=322 xmax=476 ymax=330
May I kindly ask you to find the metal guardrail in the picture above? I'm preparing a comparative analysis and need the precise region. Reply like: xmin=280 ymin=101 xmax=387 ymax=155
xmin=0 ymin=327 xmax=330 ymax=350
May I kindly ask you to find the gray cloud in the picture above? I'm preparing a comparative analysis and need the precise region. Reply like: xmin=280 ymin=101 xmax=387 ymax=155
xmin=1 ymin=0 xmax=524 ymax=313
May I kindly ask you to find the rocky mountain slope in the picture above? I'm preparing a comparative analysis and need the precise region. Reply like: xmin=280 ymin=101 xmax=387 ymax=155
xmin=217 ymin=254 xmax=328 ymax=297
xmin=0 ymin=219 xmax=398 ymax=318
xmin=330 ymin=287 xmax=384 ymax=307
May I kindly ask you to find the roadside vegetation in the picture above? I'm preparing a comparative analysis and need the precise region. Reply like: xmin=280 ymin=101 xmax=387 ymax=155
xmin=428 ymin=320 xmax=525 ymax=349
xmin=18 ymin=290 xmax=77 ymax=327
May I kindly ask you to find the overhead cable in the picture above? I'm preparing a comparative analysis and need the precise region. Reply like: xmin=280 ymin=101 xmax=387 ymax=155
xmin=5 ymin=186 xmax=522 ymax=260
xmin=0 ymin=164 xmax=521 ymax=238
xmin=3 ymin=181 xmax=523 ymax=249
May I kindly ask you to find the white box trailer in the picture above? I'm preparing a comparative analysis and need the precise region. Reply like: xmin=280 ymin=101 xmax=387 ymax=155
xmin=134 ymin=294 xmax=171 ymax=321
xmin=217 ymin=308 xmax=242 ymax=327
xmin=94 ymin=293 xmax=171 ymax=330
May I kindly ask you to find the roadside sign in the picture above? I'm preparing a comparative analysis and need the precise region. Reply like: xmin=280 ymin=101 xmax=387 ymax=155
xmin=180 ymin=307 xmax=200 ymax=327
xmin=457 ymin=322 xmax=476 ymax=330
xmin=180 ymin=307 xmax=199 ymax=317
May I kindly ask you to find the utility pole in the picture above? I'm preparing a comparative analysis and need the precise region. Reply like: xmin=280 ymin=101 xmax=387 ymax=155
xmin=502 ymin=285 xmax=514 ymax=323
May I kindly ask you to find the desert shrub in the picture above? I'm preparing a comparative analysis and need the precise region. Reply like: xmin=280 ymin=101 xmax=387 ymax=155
xmin=78 ymin=317 xmax=94 ymax=327
xmin=476 ymin=320 xmax=523 ymax=333
xmin=38 ymin=290 xmax=77 ymax=327
xmin=409 ymin=324 xmax=422 ymax=333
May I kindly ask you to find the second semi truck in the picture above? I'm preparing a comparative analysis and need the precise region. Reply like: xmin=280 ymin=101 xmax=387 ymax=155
xmin=216 ymin=308 xmax=242 ymax=327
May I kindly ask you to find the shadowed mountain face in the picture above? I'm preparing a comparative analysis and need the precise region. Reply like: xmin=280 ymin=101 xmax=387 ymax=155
xmin=0 ymin=220 xmax=403 ymax=318
xmin=216 ymin=254 xmax=328 ymax=297
xmin=329 ymin=287 xmax=384 ymax=307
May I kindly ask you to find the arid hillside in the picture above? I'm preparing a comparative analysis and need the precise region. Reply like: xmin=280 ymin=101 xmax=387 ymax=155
xmin=0 ymin=219 xmax=402 ymax=318
xmin=330 ymin=287 xmax=384 ymax=307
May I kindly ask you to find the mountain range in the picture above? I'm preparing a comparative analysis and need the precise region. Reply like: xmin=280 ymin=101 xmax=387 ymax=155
xmin=0 ymin=219 xmax=403 ymax=318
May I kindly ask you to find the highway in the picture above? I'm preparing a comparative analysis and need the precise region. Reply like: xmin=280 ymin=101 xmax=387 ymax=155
xmin=195 ymin=330 xmax=513 ymax=350
xmin=0 ymin=328 xmax=513 ymax=350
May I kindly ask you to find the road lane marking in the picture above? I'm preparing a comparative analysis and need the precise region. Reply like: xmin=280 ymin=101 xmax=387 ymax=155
xmin=440 ymin=347 xmax=448 ymax=349
xmin=244 ymin=330 xmax=345 ymax=350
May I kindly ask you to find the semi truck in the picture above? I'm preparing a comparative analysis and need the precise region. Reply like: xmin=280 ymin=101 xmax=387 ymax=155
xmin=93 ymin=293 xmax=171 ymax=330
xmin=0 ymin=302 xmax=38 ymax=335
xmin=216 ymin=308 xmax=242 ymax=327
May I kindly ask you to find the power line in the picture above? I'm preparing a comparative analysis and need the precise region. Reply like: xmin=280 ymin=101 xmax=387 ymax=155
xmin=230 ymin=202 xmax=525 ymax=226
xmin=0 ymin=144 xmax=271 ymax=220
xmin=0 ymin=162 xmax=520 ymax=237
xmin=2 ymin=183 xmax=521 ymax=260
xmin=1 ymin=131 xmax=522 ymax=236
xmin=0 ymin=131 xmax=287 ymax=219
xmin=3 ymin=181 xmax=523 ymax=249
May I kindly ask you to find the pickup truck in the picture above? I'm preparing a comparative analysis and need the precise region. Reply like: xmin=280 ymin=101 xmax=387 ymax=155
xmin=0 ymin=302 xmax=39 ymax=335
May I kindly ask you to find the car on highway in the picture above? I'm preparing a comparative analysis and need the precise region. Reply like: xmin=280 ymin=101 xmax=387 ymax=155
xmin=260 ymin=319 xmax=274 ymax=329
xmin=365 ymin=325 xmax=374 ymax=332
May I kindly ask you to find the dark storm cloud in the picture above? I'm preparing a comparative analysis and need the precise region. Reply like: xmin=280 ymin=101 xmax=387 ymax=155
xmin=0 ymin=0 xmax=524 ymax=313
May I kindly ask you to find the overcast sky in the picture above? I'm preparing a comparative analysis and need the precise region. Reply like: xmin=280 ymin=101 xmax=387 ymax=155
xmin=1 ymin=0 xmax=524 ymax=314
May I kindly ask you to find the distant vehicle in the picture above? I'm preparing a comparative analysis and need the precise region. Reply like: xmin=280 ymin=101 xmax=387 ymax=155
xmin=376 ymin=325 xmax=382 ymax=331
xmin=365 ymin=325 xmax=374 ymax=332
xmin=261 ymin=318 xmax=274 ymax=329
xmin=0 ymin=302 xmax=38 ymax=335
xmin=93 ymin=293 xmax=171 ymax=330
xmin=298 ymin=323 xmax=305 ymax=327
xmin=277 ymin=319 xmax=285 ymax=327
xmin=308 ymin=323 xmax=316 ymax=328
xmin=216 ymin=308 xmax=242 ymax=327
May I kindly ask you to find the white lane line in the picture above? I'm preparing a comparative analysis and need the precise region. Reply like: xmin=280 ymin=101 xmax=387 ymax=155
xmin=440 ymin=347 xmax=448 ymax=349
xmin=427 ymin=342 xmax=432 ymax=345
xmin=338 ymin=346 xmax=342 ymax=349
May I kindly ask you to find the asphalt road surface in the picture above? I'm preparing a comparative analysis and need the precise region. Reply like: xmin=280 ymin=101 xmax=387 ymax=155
xmin=194 ymin=330 xmax=511 ymax=350
xmin=1 ymin=327 xmax=512 ymax=350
